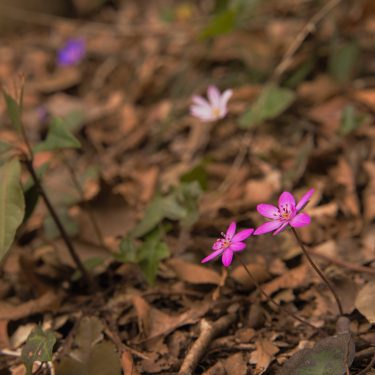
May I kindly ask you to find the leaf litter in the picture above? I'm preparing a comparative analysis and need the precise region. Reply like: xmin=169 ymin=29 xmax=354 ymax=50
xmin=0 ymin=0 xmax=374 ymax=374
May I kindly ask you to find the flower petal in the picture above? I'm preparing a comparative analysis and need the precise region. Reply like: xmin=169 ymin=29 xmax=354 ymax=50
xmin=220 ymin=89 xmax=233 ymax=108
xmin=290 ymin=213 xmax=311 ymax=228
xmin=192 ymin=95 xmax=210 ymax=107
xmin=232 ymin=228 xmax=254 ymax=242
xmin=207 ymin=85 xmax=221 ymax=107
xmin=201 ymin=248 xmax=223 ymax=264
xmin=226 ymin=222 xmax=236 ymax=240
xmin=190 ymin=106 xmax=214 ymax=121
xmin=273 ymin=221 xmax=289 ymax=235
xmin=278 ymin=191 xmax=296 ymax=210
xmin=229 ymin=242 xmax=246 ymax=252
xmin=254 ymin=220 xmax=283 ymax=235
xmin=221 ymin=249 xmax=234 ymax=267
xmin=296 ymin=188 xmax=315 ymax=211
xmin=212 ymin=239 xmax=224 ymax=250
xmin=257 ymin=204 xmax=280 ymax=219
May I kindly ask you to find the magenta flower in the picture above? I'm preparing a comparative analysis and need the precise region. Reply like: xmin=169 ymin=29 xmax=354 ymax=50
xmin=190 ymin=85 xmax=232 ymax=122
xmin=201 ymin=222 xmax=254 ymax=267
xmin=57 ymin=38 xmax=86 ymax=67
xmin=254 ymin=189 xmax=315 ymax=236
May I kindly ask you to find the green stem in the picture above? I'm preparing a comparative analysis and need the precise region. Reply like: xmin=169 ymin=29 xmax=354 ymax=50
xmin=291 ymin=227 xmax=343 ymax=316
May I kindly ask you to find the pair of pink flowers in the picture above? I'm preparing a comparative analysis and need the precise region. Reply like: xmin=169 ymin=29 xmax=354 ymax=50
xmin=202 ymin=189 xmax=314 ymax=267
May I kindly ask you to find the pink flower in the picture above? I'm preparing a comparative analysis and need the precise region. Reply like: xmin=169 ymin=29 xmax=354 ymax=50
xmin=201 ymin=222 xmax=254 ymax=267
xmin=190 ymin=85 xmax=232 ymax=122
xmin=254 ymin=189 xmax=315 ymax=236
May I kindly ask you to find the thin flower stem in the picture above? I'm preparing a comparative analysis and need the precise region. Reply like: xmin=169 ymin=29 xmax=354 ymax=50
xmin=291 ymin=227 xmax=344 ymax=316
xmin=61 ymin=155 xmax=105 ymax=249
xmin=237 ymin=257 xmax=318 ymax=331
xmin=23 ymin=157 xmax=96 ymax=292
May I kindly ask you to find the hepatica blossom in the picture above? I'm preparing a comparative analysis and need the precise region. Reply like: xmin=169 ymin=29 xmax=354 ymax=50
xmin=57 ymin=38 xmax=86 ymax=67
xmin=201 ymin=222 xmax=253 ymax=267
xmin=254 ymin=189 xmax=315 ymax=236
xmin=190 ymin=85 xmax=232 ymax=122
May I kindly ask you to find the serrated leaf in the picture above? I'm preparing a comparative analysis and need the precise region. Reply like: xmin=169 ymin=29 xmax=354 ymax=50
xmin=239 ymin=84 xmax=296 ymax=129
xmin=279 ymin=333 xmax=355 ymax=375
xmin=34 ymin=117 xmax=81 ymax=152
xmin=139 ymin=229 xmax=170 ymax=284
xmin=21 ymin=326 xmax=56 ymax=375
xmin=2 ymin=91 xmax=22 ymax=133
xmin=200 ymin=8 xmax=237 ymax=39
xmin=0 ymin=159 xmax=25 ymax=261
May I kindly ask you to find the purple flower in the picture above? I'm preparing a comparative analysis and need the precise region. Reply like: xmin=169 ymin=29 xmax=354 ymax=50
xmin=201 ymin=222 xmax=254 ymax=267
xmin=57 ymin=38 xmax=86 ymax=67
xmin=190 ymin=85 xmax=232 ymax=122
xmin=254 ymin=189 xmax=314 ymax=236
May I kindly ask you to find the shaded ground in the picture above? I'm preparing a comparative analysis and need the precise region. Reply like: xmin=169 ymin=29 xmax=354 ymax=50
xmin=0 ymin=0 xmax=375 ymax=373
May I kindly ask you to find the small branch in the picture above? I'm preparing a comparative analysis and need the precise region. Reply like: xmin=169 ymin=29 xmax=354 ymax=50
xmin=178 ymin=313 xmax=237 ymax=375
xmin=292 ymin=228 xmax=343 ymax=316
xmin=271 ymin=0 xmax=343 ymax=83
xmin=23 ymin=157 xmax=95 ymax=291
xmin=237 ymin=257 xmax=318 ymax=331
xmin=356 ymin=351 xmax=375 ymax=375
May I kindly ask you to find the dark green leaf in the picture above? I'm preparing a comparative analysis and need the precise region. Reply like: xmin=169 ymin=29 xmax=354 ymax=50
xmin=0 ymin=159 xmax=25 ymax=261
xmin=34 ymin=117 xmax=81 ymax=152
xmin=2 ymin=91 xmax=22 ymax=133
xmin=21 ymin=326 xmax=56 ymax=375
xmin=239 ymin=84 xmax=296 ymax=129
xmin=329 ymin=41 xmax=359 ymax=84
xmin=339 ymin=105 xmax=366 ymax=135
xmin=181 ymin=163 xmax=208 ymax=190
xmin=138 ymin=229 xmax=170 ymax=284
xmin=200 ymin=8 xmax=237 ymax=39
xmin=279 ymin=333 xmax=355 ymax=375
xmin=23 ymin=183 xmax=40 ymax=224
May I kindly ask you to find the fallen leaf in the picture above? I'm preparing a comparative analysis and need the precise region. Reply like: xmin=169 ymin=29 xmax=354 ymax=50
xmin=355 ymin=281 xmax=375 ymax=323
xmin=249 ymin=339 xmax=279 ymax=375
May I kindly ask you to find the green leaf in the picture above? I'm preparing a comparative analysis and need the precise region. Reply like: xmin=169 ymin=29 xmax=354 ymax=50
xmin=2 ymin=91 xmax=22 ymax=133
xmin=34 ymin=117 xmax=81 ymax=152
xmin=114 ymin=237 xmax=139 ymax=263
xmin=279 ymin=333 xmax=355 ymax=375
xmin=239 ymin=84 xmax=296 ymax=129
xmin=56 ymin=317 xmax=121 ymax=375
xmin=0 ymin=159 xmax=25 ymax=261
xmin=138 ymin=229 xmax=170 ymax=284
xmin=181 ymin=163 xmax=208 ymax=190
xmin=339 ymin=105 xmax=366 ymax=135
xmin=21 ymin=326 xmax=56 ymax=375
xmin=23 ymin=183 xmax=40 ymax=224
xmin=200 ymin=8 xmax=237 ymax=39
xmin=329 ymin=41 xmax=359 ymax=84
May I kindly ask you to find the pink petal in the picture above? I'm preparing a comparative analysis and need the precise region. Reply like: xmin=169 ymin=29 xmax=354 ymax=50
xmin=207 ymin=85 xmax=221 ymax=107
xmin=254 ymin=220 xmax=282 ymax=235
xmin=232 ymin=228 xmax=254 ymax=242
xmin=273 ymin=221 xmax=289 ymax=235
xmin=290 ymin=213 xmax=311 ymax=228
xmin=278 ymin=191 xmax=296 ymax=210
xmin=226 ymin=222 xmax=236 ymax=240
xmin=257 ymin=204 xmax=280 ymax=219
xmin=201 ymin=248 xmax=223 ymax=264
xmin=190 ymin=105 xmax=212 ymax=117
xmin=221 ymin=249 xmax=233 ymax=267
xmin=192 ymin=95 xmax=210 ymax=107
xmin=296 ymin=188 xmax=315 ymax=211
xmin=229 ymin=242 xmax=246 ymax=252
xmin=220 ymin=89 xmax=233 ymax=109
xmin=212 ymin=239 xmax=224 ymax=250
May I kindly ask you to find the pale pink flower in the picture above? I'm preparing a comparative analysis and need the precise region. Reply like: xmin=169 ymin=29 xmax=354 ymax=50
xmin=190 ymin=85 xmax=232 ymax=122
xmin=254 ymin=189 xmax=315 ymax=236
xmin=201 ymin=222 xmax=254 ymax=267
